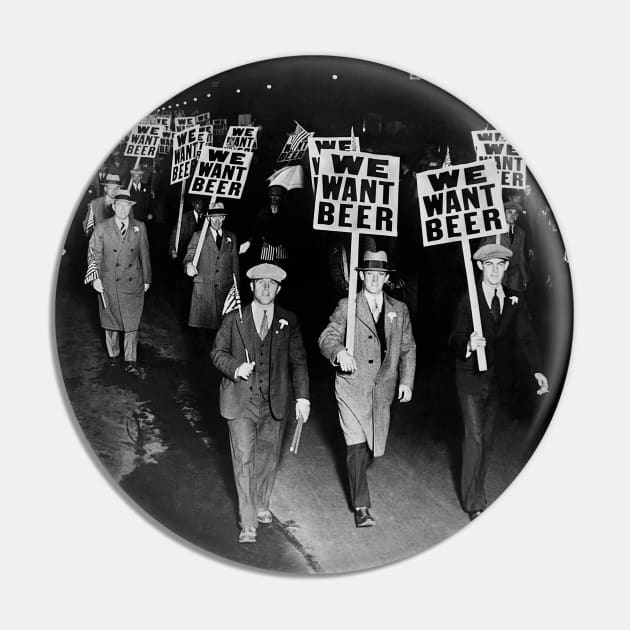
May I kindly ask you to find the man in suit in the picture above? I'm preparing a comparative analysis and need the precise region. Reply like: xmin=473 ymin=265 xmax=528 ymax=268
xmin=128 ymin=166 xmax=153 ymax=222
xmin=82 ymin=173 xmax=121 ymax=237
xmin=169 ymin=194 xmax=205 ymax=261
xmin=210 ymin=263 xmax=310 ymax=544
xmin=450 ymin=243 xmax=548 ymax=520
xmin=88 ymin=191 xmax=151 ymax=375
xmin=183 ymin=201 xmax=239 ymax=351
xmin=479 ymin=201 xmax=529 ymax=291
xmin=318 ymin=251 xmax=416 ymax=527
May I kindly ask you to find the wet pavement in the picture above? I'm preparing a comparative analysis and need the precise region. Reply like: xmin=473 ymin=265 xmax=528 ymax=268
xmin=55 ymin=253 xmax=549 ymax=575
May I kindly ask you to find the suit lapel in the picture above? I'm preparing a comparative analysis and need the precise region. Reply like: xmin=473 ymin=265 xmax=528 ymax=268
xmin=498 ymin=285 xmax=516 ymax=334
xmin=236 ymin=304 xmax=255 ymax=360
xmin=383 ymin=294 xmax=394 ymax=346
xmin=477 ymin=282 xmax=496 ymax=338
xmin=356 ymin=292 xmax=377 ymax=335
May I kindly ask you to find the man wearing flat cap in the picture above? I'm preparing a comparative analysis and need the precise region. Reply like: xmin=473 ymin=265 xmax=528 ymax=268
xmin=450 ymin=243 xmax=548 ymax=520
xmin=319 ymin=251 xmax=416 ymax=528
xmin=87 ymin=191 xmax=151 ymax=375
xmin=210 ymin=263 xmax=310 ymax=543
xmin=183 ymin=201 xmax=240 ymax=348
xmin=82 ymin=173 xmax=121 ymax=237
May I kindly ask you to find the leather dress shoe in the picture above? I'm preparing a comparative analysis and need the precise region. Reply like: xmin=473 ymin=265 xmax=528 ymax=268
xmin=468 ymin=510 xmax=483 ymax=521
xmin=354 ymin=507 xmax=375 ymax=528
xmin=125 ymin=361 xmax=140 ymax=376
xmin=257 ymin=509 xmax=273 ymax=524
xmin=107 ymin=357 xmax=118 ymax=367
xmin=238 ymin=527 xmax=257 ymax=543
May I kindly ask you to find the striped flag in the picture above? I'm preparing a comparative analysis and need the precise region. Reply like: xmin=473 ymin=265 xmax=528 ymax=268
xmin=84 ymin=257 xmax=98 ymax=284
xmin=222 ymin=274 xmax=242 ymax=319
xmin=288 ymin=121 xmax=311 ymax=152
xmin=85 ymin=203 xmax=95 ymax=232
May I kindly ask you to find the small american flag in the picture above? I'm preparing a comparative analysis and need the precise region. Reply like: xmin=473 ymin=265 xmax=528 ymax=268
xmin=85 ymin=203 xmax=95 ymax=232
xmin=222 ymin=274 xmax=242 ymax=319
xmin=84 ymin=256 xmax=98 ymax=284
xmin=288 ymin=121 xmax=311 ymax=152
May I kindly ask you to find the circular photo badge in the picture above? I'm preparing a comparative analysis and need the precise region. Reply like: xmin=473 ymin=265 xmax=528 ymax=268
xmin=55 ymin=55 xmax=572 ymax=574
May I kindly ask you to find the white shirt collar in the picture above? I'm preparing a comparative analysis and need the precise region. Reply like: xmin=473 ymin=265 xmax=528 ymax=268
xmin=251 ymin=301 xmax=274 ymax=329
xmin=481 ymin=281 xmax=505 ymax=308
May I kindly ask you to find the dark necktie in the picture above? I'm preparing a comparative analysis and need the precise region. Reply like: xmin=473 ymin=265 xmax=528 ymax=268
xmin=120 ymin=222 xmax=127 ymax=239
xmin=259 ymin=310 xmax=269 ymax=340
xmin=216 ymin=231 xmax=222 ymax=249
xmin=509 ymin=226 xmax=514 ymax=243
xmin=490 ymin=289 xmax=500 ymax=322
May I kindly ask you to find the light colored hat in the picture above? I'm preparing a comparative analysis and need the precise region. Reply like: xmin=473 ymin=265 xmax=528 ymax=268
xmin=207 ymin=201 xmax=227 ymax=216
xmin=130 ymin=166 xmax=144 ymax=175
xmin=113 ymin=190 xmax=136 ymax=205
xmin=356 ymin=250 xmax=395 ymax=272
xmin=103 ymin=173 xmax=121 ymax=187
xmin=246 ymin=263 xmax=287 ymax=283
xmin=473 ymin=244 xmax=513 ymax=261
xmin=504 ymin=201 xmax=522 ymax=212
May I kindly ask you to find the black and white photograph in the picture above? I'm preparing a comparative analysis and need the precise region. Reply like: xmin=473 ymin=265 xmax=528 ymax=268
xmin=54 ymin=55 xmax=572 ymax=573
xmin=3 ymin=2 xmax=628 ymax=628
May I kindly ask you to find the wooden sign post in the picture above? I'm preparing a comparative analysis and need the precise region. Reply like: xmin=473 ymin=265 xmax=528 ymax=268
xmin=313 ymin=147 xmax=399 ymax=355
xmin=416 ymin=159 xmax=508 ymax=372
xmin=188 ymin=145 xmax=254 ymax=265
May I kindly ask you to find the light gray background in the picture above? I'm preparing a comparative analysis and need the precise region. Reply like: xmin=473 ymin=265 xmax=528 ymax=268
xmin=2 ymin=2 xmax=628 ymax=628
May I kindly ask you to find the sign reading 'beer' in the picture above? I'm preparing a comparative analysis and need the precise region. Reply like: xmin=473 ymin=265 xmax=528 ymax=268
xmin=416 ymin=159 xmax=506 ymax=246
xmin=170 ymin=124 xmax=203 ymax=184
xmin=189 ymin=146 xmax=253 ymax=198
xmin=124 ymin=124 xmax=164 ymax=159
xmin=314 ymin=149 xmax=399 ymax=236
xmin=471 ymin=130 xmax=527 ymax=189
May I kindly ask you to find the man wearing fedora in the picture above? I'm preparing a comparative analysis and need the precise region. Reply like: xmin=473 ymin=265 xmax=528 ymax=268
xmin=183 ymin=201 xmax=240 ymax=349
xmin=479 ymin=200 xmax=530 ymax=292
xmin=128 ymin=165 xmax=153 ymax=222
xmin=82 ymin=173 xmax=121 ymax=237
xmin=319 ymin=251 xmax=416 ymax=527
xmin=210 ymin=263 xmax=310 ymax=543
xmin=87 ymin=191 xmax=151 ymax=375
xmin=450 ymin=243 xmax=548 ymax=520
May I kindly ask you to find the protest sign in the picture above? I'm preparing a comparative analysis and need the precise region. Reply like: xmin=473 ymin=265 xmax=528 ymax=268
xmin=174 ymin=116 xmax=195 ymax=132
xmin=196 ymin=112 xmax=211 ymax=125
xmin=155 ymin=115 xmax=171 ymax=130
xmin=417 ymin=159 xmax=507 ymax=370
xmin=417 ymin=159 xmax=506 ymax=246
xmin=314 ymin=149 xmax=399 ymax=236
xmin=277 ymin=121 xmax=313 ymax=163
xmin=170 ymin=124 xmax=203 ymax=184
xmin=307 ymin=135 xmax=360 ymax=192
xmin=158 ymin=130 xmax=173 ymax=155
xmin=223 ymin=125 xmax=258 ymax=151
xmin=314 ymin=149 xmax=399 ymax=353
xmin=211 ymin=118 xmax=228 ymax=136
xmin=471 ymin=130 xmax=527 ymax=189
xmin=124 ymin=123 xmax=164 ymax=163
xmin=197 ymin=124 xmax=213 ymax=146
xmin=189 ymin=146 xmax=253 ymax=267
xmin=189 ymin=146 xmax=253 ymax=199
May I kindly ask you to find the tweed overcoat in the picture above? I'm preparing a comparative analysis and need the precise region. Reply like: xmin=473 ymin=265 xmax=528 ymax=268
xmin=210 ymin=304 xmax=309 ymax=421
xmin=88 ymin=216 xmax=151 ymax=331
xmin=318 ymin=292 xmax=416 ymax=457
xmin=183 ymin=228 xmax=239 ymax=329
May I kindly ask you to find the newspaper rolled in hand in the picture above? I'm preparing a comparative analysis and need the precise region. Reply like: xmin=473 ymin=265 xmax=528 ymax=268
xmin=289 ymin=413 xmax=304 ymax=454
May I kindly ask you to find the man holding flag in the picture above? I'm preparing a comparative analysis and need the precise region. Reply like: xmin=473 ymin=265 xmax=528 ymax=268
xmin=182 ymin=201 xmax=240 ymax=352
xmin=210 ymin=263 xmax=310 ymax=544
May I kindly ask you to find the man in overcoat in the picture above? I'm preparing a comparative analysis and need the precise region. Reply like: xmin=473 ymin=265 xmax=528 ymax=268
xmin=318 ymin=251 xmax=416 ymax=527
xmin=183 ymin=201 xmax=239 ymax=348
xmin=210 ymin=263 xmax=310 ymax=543
xmin=128 ymin=166 xmax=153 ymax=222
xmin=450 ymin=243 xmax=548 ymax=520
xmin=88 ymin=190 xmax=151 ymax=375
xmin=82 ymin=173 xmax=121 ymax=237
